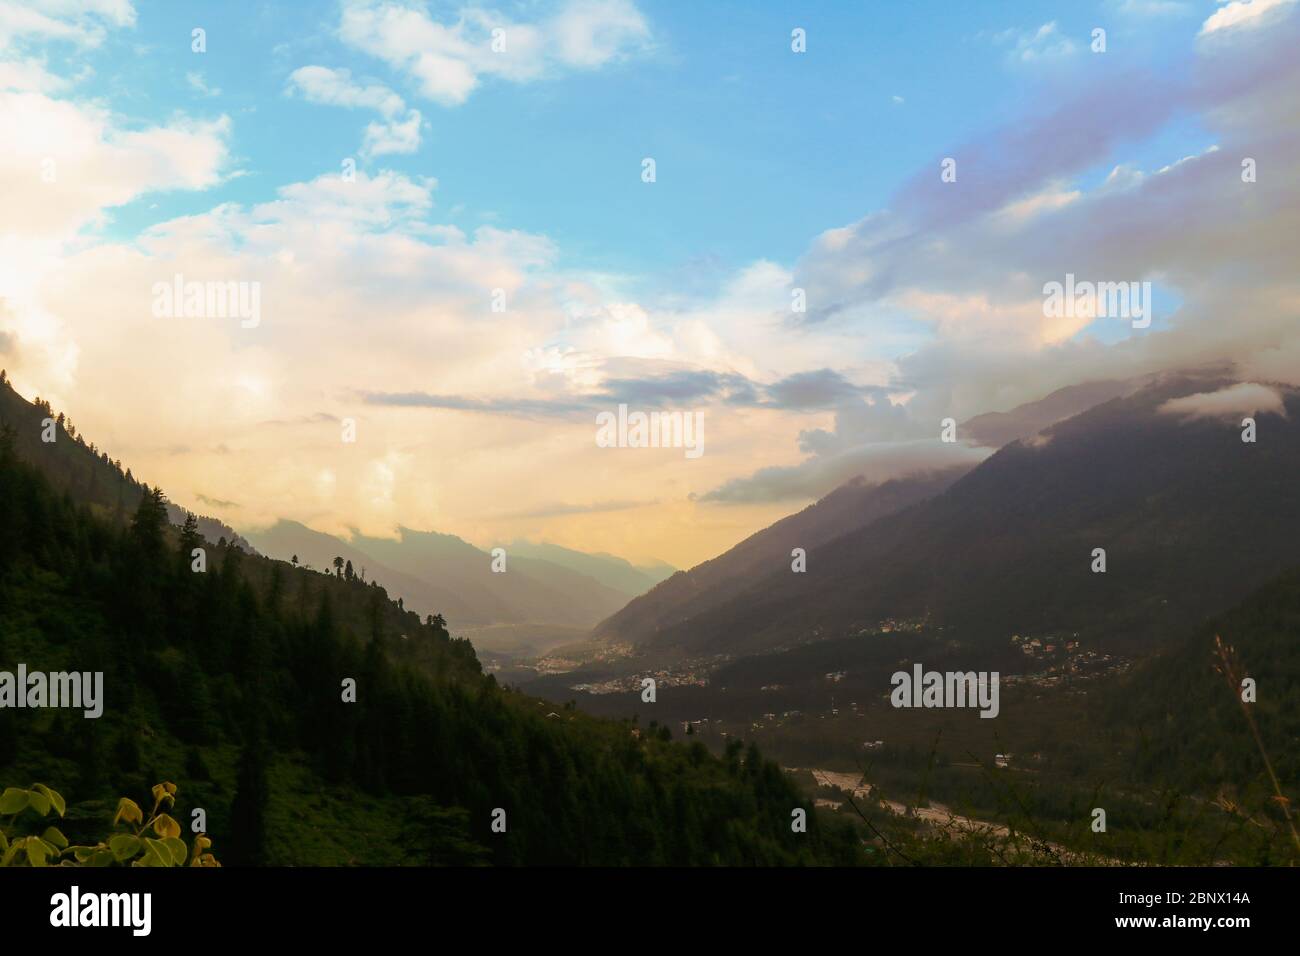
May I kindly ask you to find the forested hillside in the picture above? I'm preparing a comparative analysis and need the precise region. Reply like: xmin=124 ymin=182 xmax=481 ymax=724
xmin=0 ymin=386 xmax=861 ymax=866
xmin=1102 ymin=568 xmax=1300 ymax=802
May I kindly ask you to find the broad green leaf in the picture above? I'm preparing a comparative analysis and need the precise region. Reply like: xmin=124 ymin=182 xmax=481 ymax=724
xmin=42 ymin=826 xmax=68 ymax=850
xmin=72 ymin=846 xmax=95 ymax=863
xmin=24 ymin=789 xmax=51 ymax=816
xmin=152 ymin=813 xmax=181 ymax=840
xmin=163 ymin=836 xmax=187 ymax=866
xmin=0 ymin=832 xmax=8 ymax=852
xmin=108 ymin=833 xmax=142 ymax=861
xmin=0 ymin=788 xmax=28 ymax=815
xmin=89 ymin=848 xmax=115 ymax=867
xmin=140 ymin=839 xmax=171 ymax=867
xmin=113 ymin=797 xmax=143 ymax=826
xmin=1 ymin=840 xmax=21 ymax=867
xmin=26 ymin=840 xmax=49 ymax=866
xmin=31 ymin=784 xmax=66 ymax=818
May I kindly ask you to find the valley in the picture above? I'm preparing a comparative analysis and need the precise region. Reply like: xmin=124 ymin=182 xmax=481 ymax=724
xmin=493 ymin=373 xmax=1300 ymax=865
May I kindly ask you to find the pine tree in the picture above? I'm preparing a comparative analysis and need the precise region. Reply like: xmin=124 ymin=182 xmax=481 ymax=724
xmin=179 ymin=512 xmax=202 ymax=567
xmin=130 ymin=485 xmax=168 ymax=558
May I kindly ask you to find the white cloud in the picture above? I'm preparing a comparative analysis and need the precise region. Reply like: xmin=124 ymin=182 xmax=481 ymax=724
xmin=992 ymin=21 xmax=1077 ymax=63
xmin=1158 ymin=383 xmax=1286 ymax=419
xmin=3 ymin=167 xmax=588 ymax=539
xmin=0 ymin=0 xmax=129 ymax=103
xmin=990 ymin=182 xmax=1081 ymax=228
xmin=549 ymin=0 xmax=651 ymax=67
xmin=701 ymin=438 xmax=989 ymax=503
xmin=362 ymin=108 xmax=422 ymax=157
xmin=337 ymin=0 xmax=651 ymax=106
xmin=248 ymin=168 xmax=436 ymax=228
xmin=0 ymin=90 xmax=231 ymax=239
xmin=1201 ymin=0 xmax=1298 ymax=35
xmin=287 ymin=64 xmax=405 ymax=116
xmin=186 ymin=71 xmax=221 ymax=97
xmin=0 ymin=57 xmax=67 ymax=92
xmin=286 ymin=64 xmax=422 ymax=157
xmin=0 ymin=0 xmax=134 ymax=51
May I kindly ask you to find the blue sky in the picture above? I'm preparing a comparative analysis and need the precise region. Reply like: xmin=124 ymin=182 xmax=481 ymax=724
xmin=85 ymin=1 xmax=1212 ymax=291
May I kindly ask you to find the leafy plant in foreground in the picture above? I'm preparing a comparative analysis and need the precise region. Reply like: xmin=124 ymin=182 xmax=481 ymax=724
xmin=0 ymin=782 xmax=219 ymax=867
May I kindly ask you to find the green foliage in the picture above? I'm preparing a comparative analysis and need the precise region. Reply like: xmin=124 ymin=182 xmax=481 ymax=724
xmin=0 ymin=782 xmax=218 ymax=867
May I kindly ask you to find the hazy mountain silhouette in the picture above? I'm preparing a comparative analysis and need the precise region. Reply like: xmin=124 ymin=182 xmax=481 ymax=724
xmin=507 ymin=540 xmax=675 ymax=597
xmin=248 ymin=522 xmax=637 ymax=631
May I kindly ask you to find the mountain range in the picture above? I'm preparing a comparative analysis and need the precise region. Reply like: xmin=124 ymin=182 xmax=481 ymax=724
xmin=590 ymin=370 xmax=1300 ymax=662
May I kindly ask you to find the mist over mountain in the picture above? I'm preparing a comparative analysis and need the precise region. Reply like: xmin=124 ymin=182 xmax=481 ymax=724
xmin=960 ymin=378 xmax=1141 ymax=449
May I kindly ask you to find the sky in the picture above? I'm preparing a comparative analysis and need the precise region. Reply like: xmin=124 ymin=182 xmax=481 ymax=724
xmin=1 ymin=0 xmax=1298 ymax=568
